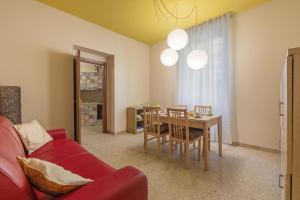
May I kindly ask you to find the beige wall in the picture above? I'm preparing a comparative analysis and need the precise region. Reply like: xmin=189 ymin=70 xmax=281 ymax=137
xmin=0 ymin=0 xmax=150 ymax=136
xmin=232 ymin=0 xmax=300 ymax=150
xmin=150 ymin=0 xmax=300 ymax=150
xmin=150 ymin=42 xmax=177 ymax=107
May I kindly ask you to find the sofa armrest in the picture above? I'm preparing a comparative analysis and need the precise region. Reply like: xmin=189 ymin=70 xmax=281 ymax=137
xmin=47 ymin=128 xmax=67 ymax=139
xmin=58 ymin=166 xmax=148 ymax=200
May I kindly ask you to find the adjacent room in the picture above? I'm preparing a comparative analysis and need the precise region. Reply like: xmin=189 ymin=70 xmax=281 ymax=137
xmin=0 ymin=0 xmax=299 ymax=200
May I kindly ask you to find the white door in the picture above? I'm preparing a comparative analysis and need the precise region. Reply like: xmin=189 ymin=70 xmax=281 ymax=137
xmin=280 ymin=56 xmax=292 ymax=200
xmin=292 ymin=54 xmax=300 ymax=199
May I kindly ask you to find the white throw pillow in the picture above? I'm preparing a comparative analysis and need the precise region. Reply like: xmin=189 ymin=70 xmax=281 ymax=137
xmin=17 ymin=156 xmax=93 ymax=196
xmin=13 ymin=120 xmax=53 ymax=154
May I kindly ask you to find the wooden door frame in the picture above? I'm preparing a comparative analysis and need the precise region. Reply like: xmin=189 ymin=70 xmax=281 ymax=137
xmin=73 ymin=49 xmax=81 ymax=144
xmin=74 ymin=56 xmax=108 ymax=138
xmin=102 ymin=63 xmax=108 ymax=133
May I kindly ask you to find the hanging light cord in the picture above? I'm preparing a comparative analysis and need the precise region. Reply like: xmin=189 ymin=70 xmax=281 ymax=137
xmin=153 ymin=0 xmax=167 ymax=20
xmin=196 ymin=7 xmax=198 ymax=48
xmin=153 ymin=0 xmax=196 ymax=20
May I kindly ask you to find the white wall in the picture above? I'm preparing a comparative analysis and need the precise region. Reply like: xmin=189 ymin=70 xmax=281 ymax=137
xmin=150 ymin=42 xmax=177 ymax=107
xmin=150 ymin=0 xmax=300 ymax=150
xmin=0 ymin=0 xmax=150 ymax=136
xmin=232 ymin=0 xmax=300 ymax=150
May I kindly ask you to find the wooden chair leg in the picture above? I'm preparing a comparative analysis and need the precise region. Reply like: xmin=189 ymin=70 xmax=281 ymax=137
xmin=198 ymin=138 xmax=201 ymax=161
xmin=202 ymin=139 xmax=205 ymax=158
xmin=157 ymin=136 xmax=160 ymax=158
xmin=144 ymin=133 xmax=148 ymax=154
xmin=180 ymin=143 xmax=182 ymax=158
xmin=168 ymin=139 xmax=173 ymax=161
xmin=208 ymin=132 xmax=211 ymax=151
xmin=185 ymin=143 xmax=190 ymax=169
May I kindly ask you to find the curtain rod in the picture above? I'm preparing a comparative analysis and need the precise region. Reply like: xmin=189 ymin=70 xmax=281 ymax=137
xmin=187 ymin=12 xmax=233 ymax=30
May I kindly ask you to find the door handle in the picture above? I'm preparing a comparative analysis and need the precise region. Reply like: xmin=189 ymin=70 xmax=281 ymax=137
xmin=279 ymin=102 xmax=284 ymax=117
xmin=279 ymin=174 xmax=284 ymax=189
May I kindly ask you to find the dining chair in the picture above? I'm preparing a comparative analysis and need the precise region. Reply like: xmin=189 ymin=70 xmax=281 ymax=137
xmin=194 ymin=105 xmax=213 ymax=151
xmin=194 ymin=105 xmax=212 ymax=116
xmin=143 ymin=107 xmax=169 ymax=158
xmin=174 ymin=105 xmax=187 ymax=109
xmin=167 ymin=108 xmax=203 ymax=168
xmin=173 ymin=105 xmax=189 ymax=152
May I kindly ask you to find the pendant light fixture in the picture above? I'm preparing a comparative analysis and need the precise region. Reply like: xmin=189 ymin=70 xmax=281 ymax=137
xmin=166 ymin=1 xmax=188 ymax=51
xmin=153 ymin=0 xmax=208 ymax=69
xmin=154 ymin=0 xmax=192 ymax=66
xmin=167 ymin=28 xmax=188 ymax=50
xmin=187 ymin=49 xmax=208 ymax=70
xmin=187 ymin=8 xmax=208 ymax=70
xmin=160 ymin=48 xmax=179 ymax=66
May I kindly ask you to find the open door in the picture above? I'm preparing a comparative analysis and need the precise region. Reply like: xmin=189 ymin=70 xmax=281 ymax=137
xmin=73 ymin=49 xmax=81 ymax=144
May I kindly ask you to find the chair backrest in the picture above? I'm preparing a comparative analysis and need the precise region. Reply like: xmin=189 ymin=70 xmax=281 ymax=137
xmin=174 ymin=105 xmax=187 ymax=109
xmin=0 ymin=116 xmax=36 ymax=200
xmin=143 ymin=107 xmax=160 ymax=135
xmin=194 ymin=105 xmax=212 ymax=115
xmin=167 ymin=108 xmax=189 ymax=141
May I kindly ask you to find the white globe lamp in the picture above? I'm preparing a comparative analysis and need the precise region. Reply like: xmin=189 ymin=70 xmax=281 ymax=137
xmin=160 ymin=48 xmax=179 ymax=66
xmin=187 ymin=49 xmax=208 ymax=70
xmin=167 ymin=28 xmax=189 ymax=50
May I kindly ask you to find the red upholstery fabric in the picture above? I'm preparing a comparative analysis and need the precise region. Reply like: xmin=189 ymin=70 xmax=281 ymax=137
xmin=28 ymin=139 xmax=116 ymax=180
xmin=0 ymin=117 xmax=36 ymax=200
xmin=47 ymin=129 xmax=67 ymax=140
xmin=57 ymin=166 xmax=148 ymax=200
xmin=0 ymin=116 xmax=148 ymax=200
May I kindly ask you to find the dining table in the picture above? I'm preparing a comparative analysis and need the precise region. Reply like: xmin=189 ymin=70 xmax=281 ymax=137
xmin=158 ymin=113 xmax=222 ymax=171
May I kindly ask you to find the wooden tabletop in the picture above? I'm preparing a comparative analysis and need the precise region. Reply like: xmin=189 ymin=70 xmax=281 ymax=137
xmin=159 ymin=114 xmax=221 ymax=127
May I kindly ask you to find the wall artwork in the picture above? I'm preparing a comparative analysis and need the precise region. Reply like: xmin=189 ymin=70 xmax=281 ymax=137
xmin=0 ymin=86 xmax=21 ymax=124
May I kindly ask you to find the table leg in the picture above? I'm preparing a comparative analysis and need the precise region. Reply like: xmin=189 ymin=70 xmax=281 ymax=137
xmin=218 ymin=116 xmax=222 ymax=157
xmin=203 ymin=124 xmax=209 ymax=171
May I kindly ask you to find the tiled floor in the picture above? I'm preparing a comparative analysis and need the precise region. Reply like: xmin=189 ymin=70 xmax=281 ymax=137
xmin=81 ymin=129 xmax=281 ymax=200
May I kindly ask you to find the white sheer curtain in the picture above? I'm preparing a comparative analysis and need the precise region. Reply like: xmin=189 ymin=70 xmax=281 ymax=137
xmin=177 ymin=14 xmax=233 ymax=144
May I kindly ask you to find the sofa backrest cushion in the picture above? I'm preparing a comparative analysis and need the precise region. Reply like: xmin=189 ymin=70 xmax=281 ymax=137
xmin=0 ymin=116 xmax=36 ymax=200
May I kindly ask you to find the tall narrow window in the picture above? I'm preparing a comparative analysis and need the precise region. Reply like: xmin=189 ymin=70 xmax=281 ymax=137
xmin=177 ymin=14 xmax=233 ymax=143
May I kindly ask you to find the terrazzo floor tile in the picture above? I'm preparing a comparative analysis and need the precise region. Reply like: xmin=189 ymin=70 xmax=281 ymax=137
xmin=81 ymin=126 xmax=281 ymax=200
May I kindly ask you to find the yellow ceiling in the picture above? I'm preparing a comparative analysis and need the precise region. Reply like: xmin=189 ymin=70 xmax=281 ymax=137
xmin=38 ymin=0 xmax=270 ymax=44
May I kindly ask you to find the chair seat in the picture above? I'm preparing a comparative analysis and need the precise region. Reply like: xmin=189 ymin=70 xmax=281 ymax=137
xmin=171 ymin=128 xmax=203 ymax=140
xmin=146 ymin=123 xmax=169 ymax=134
xmin=160 ymin=123 xmax=169 ymax=133
xmin=190 ymin=127 xmax=210 ymax=131
xmin=189 ymin=128 xmax=203 ymax=140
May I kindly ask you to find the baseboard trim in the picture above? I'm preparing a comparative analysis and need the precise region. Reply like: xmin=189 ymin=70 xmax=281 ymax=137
xmin=115 ymin=130 xmax=126 ymax=134
xmin=232 ymin=141 xmax=280 ymax=154
xmin=107 ymin=130 xmax=126 ymax=135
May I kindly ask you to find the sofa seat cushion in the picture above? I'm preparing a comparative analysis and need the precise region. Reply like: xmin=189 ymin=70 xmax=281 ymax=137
xmin=28 ymin=140 xmax=116 ymax=181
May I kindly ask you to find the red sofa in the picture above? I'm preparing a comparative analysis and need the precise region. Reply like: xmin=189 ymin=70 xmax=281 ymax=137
xmin=0 ymin=116 xmax=148 ymax=200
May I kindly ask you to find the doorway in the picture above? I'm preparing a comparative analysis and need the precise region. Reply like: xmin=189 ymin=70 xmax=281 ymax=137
xmin=73 ymin=48 xmax=111 ymax=144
